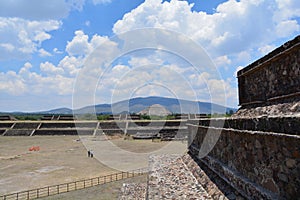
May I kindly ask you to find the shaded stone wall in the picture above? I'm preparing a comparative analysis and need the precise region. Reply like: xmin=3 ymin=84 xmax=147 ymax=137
xmin=188 ymin=125 xmax=300 ymax=199
xmin=188 ymin=116 xmax=300 ymax=135
xmin=238 ymin=35 xmax=300 ymax=107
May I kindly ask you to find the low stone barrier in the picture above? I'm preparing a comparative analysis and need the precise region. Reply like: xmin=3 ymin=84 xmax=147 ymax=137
xmin=0 ymin=123 xmax=14 ymax=128
xmin=0 ymin=120 xmax=187 ymax=137
xmin=189 ymin=116 xmax=300 ymax=135
xmin=13 ymin=123 xmax=40 ymax=129
xmin=188 ymin=124 xmax=300 ymax=199
xmin=34 ymin=129 xmax=94 ymax=135
xmin=99 ymin=121 xmax=126 ymax=129
xmin=4 ymin=129 xmax=33 ymax=136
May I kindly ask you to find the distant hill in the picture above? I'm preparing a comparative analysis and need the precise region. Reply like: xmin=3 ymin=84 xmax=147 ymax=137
xmin=2 ymin=96 xmax=237 ymax=115
xmin=38 ymin=107 xmax=73 ymax=114
xmin=75 ymin=96 xmax=236 ymax=114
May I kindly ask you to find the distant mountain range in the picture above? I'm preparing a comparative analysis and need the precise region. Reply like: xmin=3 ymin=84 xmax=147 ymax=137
xmin=2 ymin=96 xmax=237 ymax=115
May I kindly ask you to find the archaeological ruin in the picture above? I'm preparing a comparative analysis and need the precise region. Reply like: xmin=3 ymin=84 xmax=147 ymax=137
xmin=0 ymin=35 xmax=299 ymax=199
xmin=120 ymin=35 xmax=300 ymax=199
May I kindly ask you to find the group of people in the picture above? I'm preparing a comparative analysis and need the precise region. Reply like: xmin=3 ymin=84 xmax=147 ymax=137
xmin=87 ymin=150 xmax=94 ymax=158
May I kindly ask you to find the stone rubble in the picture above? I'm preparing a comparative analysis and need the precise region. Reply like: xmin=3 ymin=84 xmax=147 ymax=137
xmin=119 ymin=183 xmax=147 ymax=200
xmin=233 ymin=102 xmax=300 ymax=118
xmin=148 ymin=154 xmax=213 ymax=200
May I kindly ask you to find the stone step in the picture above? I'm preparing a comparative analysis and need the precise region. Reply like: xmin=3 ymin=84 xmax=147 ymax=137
xmin=147 ymin=154 xmax=213 ymax=200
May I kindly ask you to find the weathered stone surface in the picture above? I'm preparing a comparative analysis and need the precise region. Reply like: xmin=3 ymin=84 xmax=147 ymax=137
xmin=182 ymin=153 xmax=245 ymax=200
xmin=286 ymin=158 xmax=296 ymax=168
xmin=188 ymin=124 xmax=300 ymax=199
xmin=119 ymin=183 xmax=146 ymax=200
xmin=188 ymin=115 xmax=300 ymax=135
xmin=148 ymin=155 xmax=212 ymax=200
xmin=237 ymin=35 xmax=300 ymax=108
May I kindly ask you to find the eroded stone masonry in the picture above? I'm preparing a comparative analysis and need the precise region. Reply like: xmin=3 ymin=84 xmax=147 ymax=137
xmin=187 ymin=35 xmax=300 ymax=200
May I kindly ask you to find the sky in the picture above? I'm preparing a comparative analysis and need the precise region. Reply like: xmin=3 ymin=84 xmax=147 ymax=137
xmin=0 ymin=0 xmax=300 ymax=112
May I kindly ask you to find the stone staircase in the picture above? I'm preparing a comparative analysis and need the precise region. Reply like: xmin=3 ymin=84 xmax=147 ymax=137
xmin=119 ymin=154 xmax=244 ymax=200
xmin=147 ymin=155 xmax=212 ymax=200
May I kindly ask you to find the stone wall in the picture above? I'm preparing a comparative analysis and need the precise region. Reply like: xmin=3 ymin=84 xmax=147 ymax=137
xmin=188 ymin=124 xmax=300 ymax=199
xmin=189 ymin=116 xmax=300 ymax=135
xmin=237 ymin=35 xmax=300 ymax=108
xmin=0 ymin=120 xmax=187 ymax=137
xmin=34 ymin=129 xmax=94 ymax=135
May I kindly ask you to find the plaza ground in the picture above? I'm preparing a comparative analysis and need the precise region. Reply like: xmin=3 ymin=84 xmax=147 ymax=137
xmin=0 ymin=135 xmax=187 ymax=195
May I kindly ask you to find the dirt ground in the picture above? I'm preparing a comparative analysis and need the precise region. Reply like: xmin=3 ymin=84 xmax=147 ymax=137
xmin=39 ymin=174 xmax=148 ymax=200
xmin=0 ymin=136 xmax=187 ymax=196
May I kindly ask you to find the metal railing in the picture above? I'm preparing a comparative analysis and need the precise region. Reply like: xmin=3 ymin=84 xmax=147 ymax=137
xmin=0 ymin=168 xmax=147 ymax=200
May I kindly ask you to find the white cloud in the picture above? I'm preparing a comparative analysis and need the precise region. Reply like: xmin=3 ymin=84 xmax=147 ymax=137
xmin=113 ymin=0 xmax=300 ymax=58
xmin=0 ymin=17 xmax=61 ymax=60
xmin=66 ymin=30 xmax=91 ymax=57
xmin=53 ymin=48 xmax=63 ymax=54
xmin=258 ymin=44 xmax=276 ymax=55
xmin=214 ymin=55 xmax=231 ymax=68
xmin=40 ymin=62 xmax=64 ymax=75
xmin=128 ymin=56 xmax=163 ymax=67
xmin=0 ymin=43 xmax=14 ymax=52
xmin=0 ymin=70 xmax=27 ymax=95
xmin=38 ymin=48 xmax=52 ymax=57
xmin=0 ymin=62 xmax=74 ymax=97
xmin=58 ymin=56 xmax=83 ymax=76
xmin=65 ymin=30 xmax=114 ymax=58
xmin=276 ymin=20 xmax=300 ymax=37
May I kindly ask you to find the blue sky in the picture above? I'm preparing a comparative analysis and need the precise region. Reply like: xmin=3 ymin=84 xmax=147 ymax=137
xmin=0 ymin=0 xmax=299 ymax=112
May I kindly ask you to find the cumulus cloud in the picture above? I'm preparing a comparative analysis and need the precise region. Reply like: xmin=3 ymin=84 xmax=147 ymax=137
xmin=38 ymin=48 xmax=52 ymax=57
xmin=66 ymin=30 xmax=114 ymax=57
xmin=0 ymin=30 xmax=117 ymax=98
xmin=66 ymin=30 xmax=92 ymax=57
xmin=40 ymin=62 xmax=64 ymax=75
xmin=0 ymin=62 xmax=74 ymax=97
xmin=0 ymin=17 xmax=61 ymax=60
xmin=113 ymin=0 xmax=300 ymax=58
